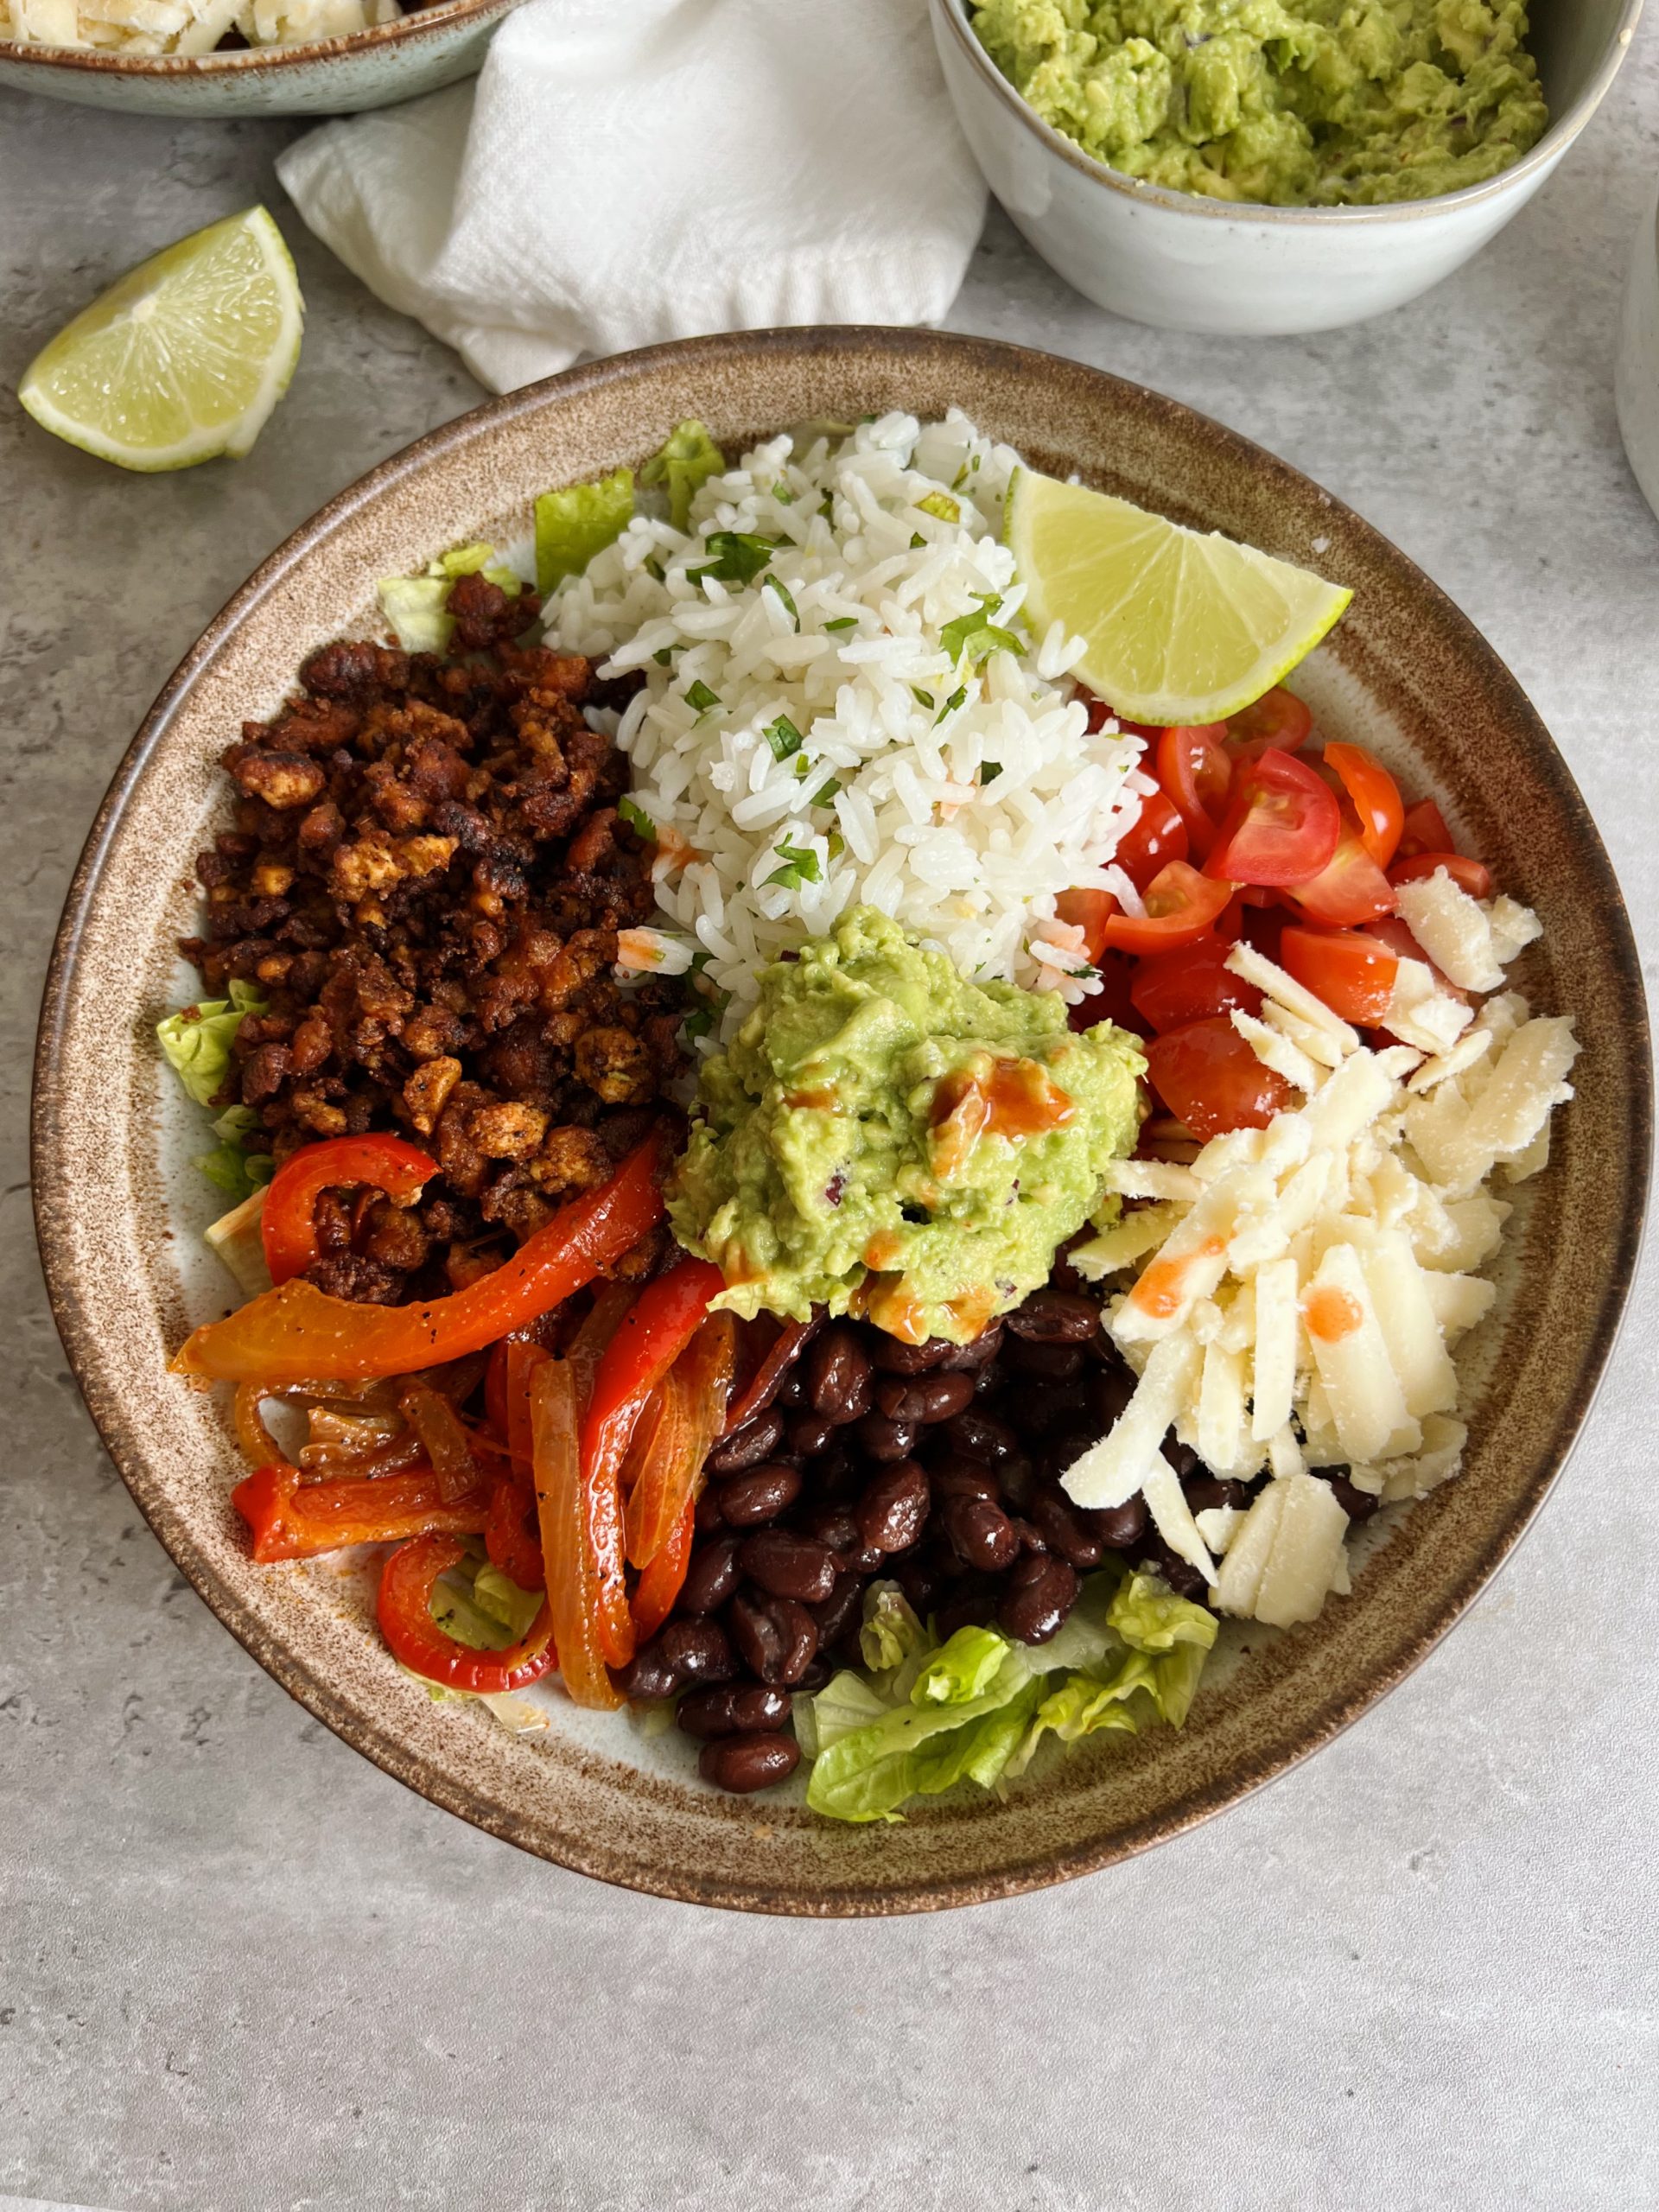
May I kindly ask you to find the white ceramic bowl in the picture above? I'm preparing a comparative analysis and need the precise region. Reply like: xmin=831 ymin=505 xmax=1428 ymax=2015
xmin=930 ymin=0 xmax=1644 ymax=336
xmin=1616 ymin=183 xmax=1659 ymax=523
xmin=0 ymin=0 xmax=521 ymax=114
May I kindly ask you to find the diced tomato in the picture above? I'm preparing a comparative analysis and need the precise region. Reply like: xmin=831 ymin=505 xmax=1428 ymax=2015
xmin=1143 ymin=1018 xmax=1300 ymax=1141
xmin=1361 ymin=916 xmax=1472 ymax=1027
xmin=1156 ymin=725 xmax=1232 ymax=861
xmin=1129 ymin=934 xmax=1264 ymax=1033
xmin=1280 ymin=925 xmax=1399 ymax=1024
xmin=1389 ymin=851 xmax=1494 ymax=899
xmin=1111 ymin=788 xmax=1189 ymax=890
xmin=1204 ymin=749 xmax=1341 ymax=888
xmin=1067 ymin=950 xmax=1147 ymax=1037
xmin=1285 ymin=814 xmax=1397 ymax=928
xmin=1224 ymin=686 xmax=1313 ymax=761
xmin=1102 ymin=861 xmax=1235 ymax=957
xmin=1395 ymin=797 xmax=1454 ymax=861
xmin=1055 ymin=887 xmax=1118 ymax=962
xmin=1324 ymin=742 xmax=1404 ymax=870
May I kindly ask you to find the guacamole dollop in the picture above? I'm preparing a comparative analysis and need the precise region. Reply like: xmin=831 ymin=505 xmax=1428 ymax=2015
xmin=666 ymin=909 xmax=1145 ymax=1344
xmin=970 ymin=0 xmax=1548 ymax=208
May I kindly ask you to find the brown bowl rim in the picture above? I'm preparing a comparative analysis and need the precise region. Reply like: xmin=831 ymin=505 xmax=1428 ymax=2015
xmin=0 ymin=0 xmax=508 ymax=74
xmin=30 ymin=326 xmax=1653 ymax=1911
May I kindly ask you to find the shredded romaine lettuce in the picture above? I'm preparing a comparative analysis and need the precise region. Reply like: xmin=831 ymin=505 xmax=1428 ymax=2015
xmin=194 ymin=1105 xmax=274 ymax=1202
xmin=639 ymin=420 xmax=726 ymax=531
xmin=800 ymin=1567 xmax=1218 ymax=1822
xmin=377 ymin=540 xmax=524 ymax=652
xmin=535 ymin=467 xmax=635 ymax=593
xmin=156 ymin=978 xmax=266 ymax=1109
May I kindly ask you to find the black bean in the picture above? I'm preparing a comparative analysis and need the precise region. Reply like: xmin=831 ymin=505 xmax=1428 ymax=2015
xmin=1024 ymin=1382 xmax=1093 ymax=1440
xmin=806 ymin=1325 xmax=874 ymax=1423
xmin=997 ymin=1552 xmax=1079 ymax=1644
xmin=1322 ymin=1471 xmax=1380 ymax=1522
xmin=694 ymin=1484 xmax=726 ymax=1535
xmin=1006 ymin=1287 xmax=1101 ymax=1343
xmin=810 ymin=1568 xmax=866 ymax=1648
xmin=785 ymin=1413 xmax=837 ymax=1458
xmin=706 ymin=1407 xmax=785 ymax=1474
xmin=868 ymin=1333 xmax=954 ymax=1375
xmin=998 ymin=1452 xmax=1037 ymax=1511
xmin=737 ymin=1529 xmax=838 ymax=1604
xmin=1030 ymin=1483 xmax=1104 ymax=1569
xmin=728 ymin=1591 xmax=819 ymax=1684
xmin=1161 ymin=1430 xmax=1199 ymax=1482
xmin=795 ymin=1656 xmax=833 ymax=1694
xmin=1184 ymin=1475 xmax=1252 ymax=1516
xmin=934 ymin=1575 xmax=1002 ymax=1639
xmin=874 ymin=1370 xmax=975 ymax=1426
xmin=941 ymin=1408 xmax=1020 ymax=1465
xmin=699 ymin=1732 xmax=801 ymax=1793
xmin=1008 ymin=1516 xmax=1047 ymax=1553
xmin=1086 ymin=1495 xmax=1147 ymax=1549
xmin=943 ymin=1493 xmax=1020 ymax=1572
xmin=1139 ymin=1540 xmax=1207 ymax=1599
xmin=777 ymin=1368 xmax=809 ymax=1410
xmin=937 ymin=1322 xmax=1006 ymax=1370
xmin=659 ymin=1617 xmax=736 ymax=1685
xmin=678 ymin=1534 xmax=743 ymax=1615
xmin=930 ymin=1452 xmax=1000 ymax=1504
xmin=1040 ymin=1429 xmax=1098 ymax=1480
xmin=798 ymin=1503 xmax=861 ymax=1557
xmin=677 ymin=1683 xmax=792 ymax=1739
xmin=1090 ymin=1366 xmax=1135 ymax=1429
xmin=615 ymin=1640 xmax=680 ymax=1701
xmin=855 ymin=1458 xmax=931 ymax=1556
xmin=715 ymin=1461 xmax=802 ymax=1529
xmin=895 ymin=1544 xmax=948 ymax=1616
xmin=855 ymin=1411 xmax=920 ymax=1463
xmin=1007 ymin=1338 xmax=1086 ymax=1382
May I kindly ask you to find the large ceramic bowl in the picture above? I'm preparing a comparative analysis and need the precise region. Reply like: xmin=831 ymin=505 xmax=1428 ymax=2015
xmin=930 ymin=0 xmax=1645 ymax=335
xmin=0 ymin=0 xmax=519 ymax=114
xmin=32 ymin=328 xmax=1649 ymax=1914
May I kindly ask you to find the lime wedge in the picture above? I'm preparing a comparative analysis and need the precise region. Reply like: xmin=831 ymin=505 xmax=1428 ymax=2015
xmin=18 ymin=207 xmax=303 ymax=474
xmin=1007 ymin=467 xmax=1351 ymax=726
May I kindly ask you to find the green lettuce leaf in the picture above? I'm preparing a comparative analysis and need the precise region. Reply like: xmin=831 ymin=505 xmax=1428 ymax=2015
xmin=639 ymin=420 xmax=726 ymax=531
xmin=193 ymin=1104 xmax=274 ymax=1202
xmin=1003 ymin=1664 xmax=1149 ymax=1782
xmin=793 ymin=1668 xmax=890 ymax=1760
xmin=157 ymin=978 xmax=266 ymax=1109
xmin=1108 ymin=1572 xmax=1219 ymax=1657
xmin=913 ymin=1624 xmax=1010 ymax=1706
xmin=429 ymin=1558 xmax=542 ymax=1652
xmin=472 ymin=1564 xmax=543 ymax=1642
xmin=858 ymin=1582 xmax=927 ymax=1675
xmin=804 ymin=1650 xmax=1039 ymax=1824
xmin=536 ymin=467 xmax=635 ymax=592
xmin=376 ymin=541 xmax=524 ymax=653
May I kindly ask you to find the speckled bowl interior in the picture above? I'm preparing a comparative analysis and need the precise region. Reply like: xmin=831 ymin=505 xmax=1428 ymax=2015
xmin=32 ymin=329 xmax=1649 ymax=1914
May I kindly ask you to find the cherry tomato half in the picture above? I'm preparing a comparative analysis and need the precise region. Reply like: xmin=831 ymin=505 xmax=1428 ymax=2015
xmin=1363 ymin=915 xmax=1471 ymax=1009
xmin=1102 ymin=860 xmax=1235 ymax=957
xmin=1113 ymin=787 xmax=1189 ymax=890
xmin=1389 ymin=851 xmax=1495 ymax=900
xmin=1129 ymin=934 xmax=1264 ymax=1033
xmin=1204 ymin=748 xmax=1342 ymax=887
xmin=1224 ymin=686 xmax=1313 ymax=762
xmin=1156 ymin=725 xmax=1231 ymax=862
xmin=1067 ymin=950 xmax=1145 ymax=1037
xmin=1144 ymin=1018 xmax=1300 ymax=1142
xmin=1285 ymin=812 xmax=1397 ymax=928
xmin=1055 ymin=887 xmax=1118 ymax=963
xmin=1279 ymin=925 xmax=1399 ymax=1024
xmin=1395 ymin=797 xmax=1453 ymax=861
xmin=1324 ymin=741 xmax=1405 ymax=870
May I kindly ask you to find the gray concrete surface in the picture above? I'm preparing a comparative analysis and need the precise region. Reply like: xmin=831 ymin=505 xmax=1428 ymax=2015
xmin=3 ymin=32 xmax=1658 ymax=2209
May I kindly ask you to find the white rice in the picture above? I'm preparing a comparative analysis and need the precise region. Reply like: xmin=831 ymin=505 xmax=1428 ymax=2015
xmin=545 ymin=410 xmax=1153 ymax=1042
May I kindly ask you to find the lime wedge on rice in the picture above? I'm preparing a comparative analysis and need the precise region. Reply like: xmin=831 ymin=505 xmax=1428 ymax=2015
xmin=18 ymin=207 xmax=303 ymax=474
xmin=1007 ymin=467 xmax=1351 ymax=726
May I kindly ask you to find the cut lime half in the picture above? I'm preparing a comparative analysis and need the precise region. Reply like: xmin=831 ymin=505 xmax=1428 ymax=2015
xmin=18 ymin=206 xmax=304 ymax=474
xmin=1007 ymin=467 xmax=1352 ymax=726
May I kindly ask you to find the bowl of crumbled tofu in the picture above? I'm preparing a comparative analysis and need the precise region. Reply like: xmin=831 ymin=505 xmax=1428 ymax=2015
xmin=0 ymin=0 xmax=523 ymax=113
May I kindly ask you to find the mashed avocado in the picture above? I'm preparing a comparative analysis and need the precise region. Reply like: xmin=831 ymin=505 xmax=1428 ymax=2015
xmin=970 ymin=0 xmax=1548 ymax=207
xmin=667 ymin=909 xmax=1145 ymax=1344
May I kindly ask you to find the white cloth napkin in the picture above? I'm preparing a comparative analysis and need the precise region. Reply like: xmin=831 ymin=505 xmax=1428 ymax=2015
xmin=276 ymin=0 xmax=988 ymax=393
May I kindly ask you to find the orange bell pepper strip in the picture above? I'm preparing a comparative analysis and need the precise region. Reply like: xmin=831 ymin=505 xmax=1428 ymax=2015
xmin=398 ymin=1376 xmax=482 ymax=1503
xmin=530 ymin=1355 xmax=622 ymax=1710
xmin=231 ymin=1458 xmax=490 ymax=1563
xmin=171 ymin=1130 xmax=667 ymax=1386
xmin=484 ymin=1474 xmax=546 ymax=1591
xmin=628 ymin=1497 xmax=696 ymax=1643
xmin=261 ymin=1133 xmax=438 ymax=1286
xmin=623 ymin=1312 xmax=735 ymax=1569
xmin=377 ymin=1532 xmax=555 ymax=1694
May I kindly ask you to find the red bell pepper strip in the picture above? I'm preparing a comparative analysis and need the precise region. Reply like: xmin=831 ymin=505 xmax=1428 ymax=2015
xmin=261 ymin=1134 xmax=438 ymax=1286
xmin=377 ymin=1532 xmax=555 ymax=1694
xmin=623 ymin=1313 xmax=735 ymax=1568
xmin=172 ymin=1130 xmax=667 ymax=1385
xmin=484 ymin=1475 xmax=546 ymax=1591
xmin=530 ymin=1355 xmax=623 ymax=1710
xmin=723 ymin=1313 xmax=819 ymax=1436
xmin=629 ymin=1497 xmax=696 ymax=1643
xmin=232 ymin=1458 xmax=490 ymax=1563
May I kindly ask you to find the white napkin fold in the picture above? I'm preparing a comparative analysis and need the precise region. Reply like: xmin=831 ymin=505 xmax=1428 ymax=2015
xmin=277 ymin=0 xmax=988 ymax=393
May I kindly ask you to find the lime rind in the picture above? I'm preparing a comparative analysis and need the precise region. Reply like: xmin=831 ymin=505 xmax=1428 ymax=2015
xmin=17 ymin=206 xmax=304 ymax=474
xmin=1007 ymin=467 xmax=1352 ymax=726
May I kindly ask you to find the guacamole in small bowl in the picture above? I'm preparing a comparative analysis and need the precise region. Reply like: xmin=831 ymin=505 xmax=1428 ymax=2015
xmin=969 ymin=0 xmax=1548 ymax=208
